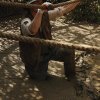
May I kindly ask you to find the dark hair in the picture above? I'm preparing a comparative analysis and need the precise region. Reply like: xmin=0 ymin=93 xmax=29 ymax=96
xmin=42 ymin=0 xmax=47 ymax=2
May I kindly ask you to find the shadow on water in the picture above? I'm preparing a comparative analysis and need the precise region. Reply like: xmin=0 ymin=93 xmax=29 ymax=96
xmin=0 ymin=38 xmax=91 ymax=100
xmin=52 ymin=21 xmax=100 ymax=47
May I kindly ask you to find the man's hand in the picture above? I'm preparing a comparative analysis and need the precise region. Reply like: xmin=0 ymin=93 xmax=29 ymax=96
xmin=42 ymin=2 xmax=54 ymax=11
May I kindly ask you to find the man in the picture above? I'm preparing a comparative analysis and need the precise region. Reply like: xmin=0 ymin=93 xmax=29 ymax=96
xmin=22 ymin=0 xmax=80 ymax=36
xmin=19 ymin=0 xmax=80 ymax=80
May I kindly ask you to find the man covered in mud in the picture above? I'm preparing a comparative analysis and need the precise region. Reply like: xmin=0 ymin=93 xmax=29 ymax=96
xmin=19 ymin=0 xmax=80 ymax=80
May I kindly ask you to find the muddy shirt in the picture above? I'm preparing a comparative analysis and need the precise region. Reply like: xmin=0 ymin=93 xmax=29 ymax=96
xmin=19 ymin=11 xmax=52 ymax=66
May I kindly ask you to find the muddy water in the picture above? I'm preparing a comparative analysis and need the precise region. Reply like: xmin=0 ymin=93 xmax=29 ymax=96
xmin=0 ymin=17 xmax=99 ymax=99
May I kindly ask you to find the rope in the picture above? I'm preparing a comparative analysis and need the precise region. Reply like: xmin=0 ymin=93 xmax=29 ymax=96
xmin=0 ymin=0 xmax=80 ymax=9
xmin=0 ymin=32 xmax=100 ymax=53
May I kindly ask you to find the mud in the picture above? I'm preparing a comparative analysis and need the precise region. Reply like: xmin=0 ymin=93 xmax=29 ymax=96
xmin=0 ymin=16 xmax=99 ymax=100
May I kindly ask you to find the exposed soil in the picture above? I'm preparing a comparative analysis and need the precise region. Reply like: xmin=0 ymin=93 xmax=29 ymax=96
xmin=0 ymin=16 xmax=100 ymax=100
